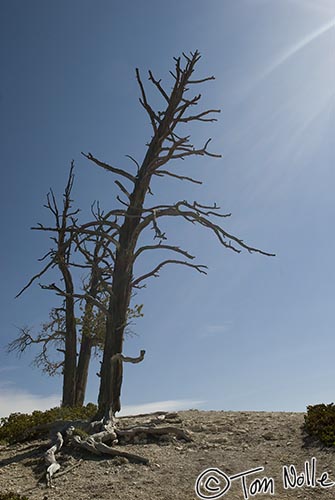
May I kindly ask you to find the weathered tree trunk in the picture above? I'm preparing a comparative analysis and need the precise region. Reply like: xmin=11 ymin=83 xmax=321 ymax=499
xmin=96 ymin=60 xmax=195 ymax=419
xmin=97 ymin=131 xmax=174 ymax=417
xmin=61 ymin=265 xmax=77 ymax=407
xmin=75 ymin=258 xmax=102 ymax=406
xmin=97 ymin=278 xmax=129 ymax=419
xmin=75 ymin=294 xmax=95 ymax=407
xmin=57 ymin=167 xmax=78 ymax=407
xmin=97 ymin=186 xmax=149 ymax=419
xmin=75 ymin=332 xmax=93 ymax=406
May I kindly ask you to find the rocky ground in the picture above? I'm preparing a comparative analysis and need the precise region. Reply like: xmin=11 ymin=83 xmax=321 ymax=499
xmin=0 ymin=410 xmax=334 ymax=500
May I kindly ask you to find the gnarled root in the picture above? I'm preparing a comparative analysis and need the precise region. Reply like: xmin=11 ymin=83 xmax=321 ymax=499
xmin=45 ymin=432 xmax=63 ymax=487
xmin=72 ymin=436 xmax=149 ymax=464
xmin=43 ymin=411 xmax=192 ymax=486
xmin=69 ymin=418 xmax=149 ymax=464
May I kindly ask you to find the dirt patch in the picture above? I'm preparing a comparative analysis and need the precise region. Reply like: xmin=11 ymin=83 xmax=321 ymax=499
xmin=0 ymin=410 xmax=334 ymax=499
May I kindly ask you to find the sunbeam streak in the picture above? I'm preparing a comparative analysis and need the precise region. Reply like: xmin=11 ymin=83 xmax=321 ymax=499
xmin=258 ymin=19 xmax=335 ymax=82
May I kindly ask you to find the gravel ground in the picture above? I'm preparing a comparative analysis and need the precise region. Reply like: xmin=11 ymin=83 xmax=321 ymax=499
xmin=0 ymin=410 xmax=334 ymax=500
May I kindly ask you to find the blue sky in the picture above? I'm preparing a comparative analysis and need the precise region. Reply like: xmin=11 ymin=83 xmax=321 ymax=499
xmin=0 ymin=0 xmax=334 ymax=417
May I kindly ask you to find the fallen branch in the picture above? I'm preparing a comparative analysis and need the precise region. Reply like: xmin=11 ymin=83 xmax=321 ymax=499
xmin=72 ymin=434 xmax=149 ymax=464
xmin=45 ymin=432 xmax=63 ymax=487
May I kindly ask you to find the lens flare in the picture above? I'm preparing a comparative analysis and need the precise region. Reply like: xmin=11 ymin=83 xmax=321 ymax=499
xmin=258 ymin=19 xmax=335 ymax=82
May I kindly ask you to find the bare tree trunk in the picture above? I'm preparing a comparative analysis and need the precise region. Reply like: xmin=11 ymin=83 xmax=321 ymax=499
xmin=61 ymin=266 xmax=77 ymax=407
xmin=97 ymin=177 xmax=152 ymax=419
xmin=58 ymin=166 xmax=78 ymax=407
xmin=97 ymin=283 xmax=128 ymax=419
xmin=75 ymin=332 xmax=93 ymax=406
xmin=75 ymin=294 xmax=95 ymax=406
xmin=96 ymin=55 xmax=204 ymax=419
xmin=75 ymin=249 xmax=103 ymax=406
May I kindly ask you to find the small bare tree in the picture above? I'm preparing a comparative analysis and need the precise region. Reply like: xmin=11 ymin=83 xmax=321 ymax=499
xmin=13 ymin=165 xmax=144 ymax=407
xmin=15 ymin=165 xmax=79 ymax=406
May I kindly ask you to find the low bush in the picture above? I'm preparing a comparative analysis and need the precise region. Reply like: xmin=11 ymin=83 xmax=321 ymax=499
xmin=304 ymin=403 xmax=335 ymax=446
xmin=0 ymin=403 xmax=97 ymax=444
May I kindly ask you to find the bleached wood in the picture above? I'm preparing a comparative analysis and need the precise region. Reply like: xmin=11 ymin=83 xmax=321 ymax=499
xmin=45 ymin=432 xmax=63 ymax=487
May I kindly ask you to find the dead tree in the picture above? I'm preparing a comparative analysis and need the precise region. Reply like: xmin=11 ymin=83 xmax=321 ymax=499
xmin=14 ymin=165 xmax=102 ymax=406
xmin=15 ymin=164 xmax=79 ymax=406
xmin=17 ymin=50 xmax=274 ymax=420
xmin=71 ymin=225 xmax=113 ymax=406
xmin=12 ymin=52 xmax=275 ymax=484
xmin=75 ymin=50 xmax=274 ymax=421
xmin=13 ymin=170 xmax=143 ymax=406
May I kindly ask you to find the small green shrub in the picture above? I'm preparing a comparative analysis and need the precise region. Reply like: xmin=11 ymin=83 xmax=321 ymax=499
xmin=0 ymin=403 xmax=97 ymax=444
xmin=304 ymin=403 xmax=335 ymax=446
xmin=0 ymin=493 xmax=29 ymax=500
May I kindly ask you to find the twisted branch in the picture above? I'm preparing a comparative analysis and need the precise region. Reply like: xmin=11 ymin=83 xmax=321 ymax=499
xmin=132 ymin=260 xmax=207 ymax=287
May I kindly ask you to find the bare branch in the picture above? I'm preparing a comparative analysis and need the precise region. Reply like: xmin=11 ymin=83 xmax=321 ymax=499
xmin=133 ymin=244 xmax=195 ymax=262
xmin=179 ymin=108 xmax=221 ymax=123
xmin=152 ymin=136 xmax=191 ymax=169
xmin=79 ymin=217 xmax=121 ymax=232
xmin=82 ymin=152 xmax=136 ymax=183
xmin=148 ymin=70 xmax=170 ymax=103
xmin=136 ymin=68 xmax=160 ymax=133
xmin=7 ymin=326 xmax=36 ymax=354
xmin=154 ymin=137 xmax=221 ymax=169
xmin=45 ymin=189 xmax=60 ymax=227
xmin=16 ymin=260 xmax=55 ymax=298
xmin=38 ymin=249 xmax=54 ymax=262
xmin=188 ymin=75 xmax=216 ymax=84
xmin=175 ymin=94 xmax=201 ymax=113
xmin=8 ymin=313 xmax=67 ymax=377
xmin=125 ymin=154 xmax=141 ymax=173
xmin=32 ymin=224 xmax=120 ymax=249
xmin=40 ymin=283 xmax=111 ymax=318
xmin=116 ymin=195 xmax=130 ymax=208
xmin=115 ymin=179 xmax=131 ymax=199
xmin=151 ymin=210 xmax=167 ymax=240
xmin=132 ymin=260 xmax=207 ymax=287
xmin=169 ymin=70 xmax=177 ymax=81
xmin=154 ymin=169 xmax=202 ymax=185
xmin=134 ymin=201 xmax=274 ymax=256
xmin=172 ymin=94 xmax=202 ymax=124
xmin=111 ymin=349 xmax=145 ymax=364
xmin=180 ymin=200 xmax=231 ymax=218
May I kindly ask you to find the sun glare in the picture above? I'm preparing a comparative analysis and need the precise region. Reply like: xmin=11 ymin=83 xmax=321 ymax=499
xmin=258 ymin=19 xmax=335 ymax=82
